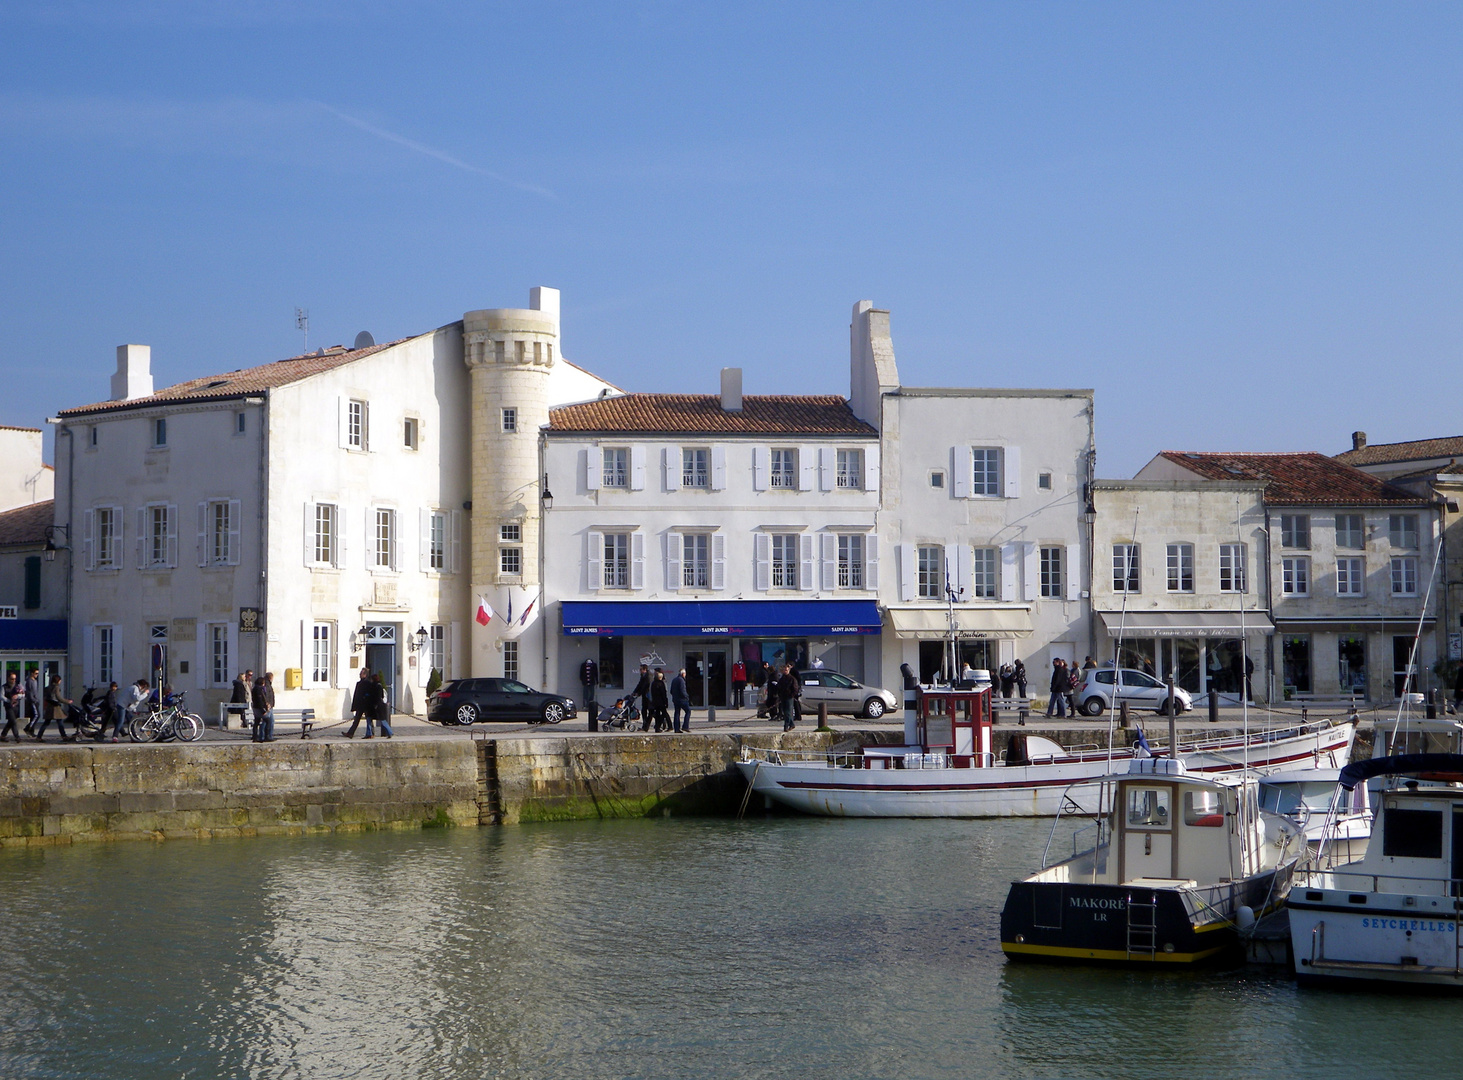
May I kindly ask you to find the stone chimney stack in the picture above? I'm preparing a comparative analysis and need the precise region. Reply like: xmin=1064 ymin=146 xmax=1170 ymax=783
xmin=110 ymin=344 xmax=153 ymax=401
xmin=1352 ymin=431 xmax=1367 ymax=451
xmin=720 ymin=367 xmax=743 ymax=412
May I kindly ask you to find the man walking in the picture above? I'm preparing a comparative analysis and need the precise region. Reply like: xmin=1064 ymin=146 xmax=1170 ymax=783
xmin=631 ymin=664 xmax=652 ymax=731
xmin=251 ymin=672 xmax=275 ymax=742
xmin=23 ymin=667 xmax=41 ymax=738
xmin=230 ymin=669 xmax=252 ymax=732
xmin=36 ymin=673 xmax=73 ymax=741
xmin=670 ymin=668 xmax=692 ymax=733
xmin=648 ymin=668 xmax=670 ymax=733
xmin=1046 ymin=658 xmax=1068 ymax=719
xmin=2 ymin=671 xmax=22 ymax=742
xmin=344 ymin=667 xmax=374 ymax=738
xmin=777 ymin=663 xmax=801 ymax=732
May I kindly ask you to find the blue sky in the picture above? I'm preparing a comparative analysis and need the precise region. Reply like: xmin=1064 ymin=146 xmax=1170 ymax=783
xmin=2 ymin=2 xmax=1458 ymax=476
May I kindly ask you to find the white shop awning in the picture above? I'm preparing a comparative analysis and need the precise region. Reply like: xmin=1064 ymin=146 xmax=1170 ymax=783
xmin=1097 ymin=610 xmax=1275 ymax=638
xmin=886 ymin=606 xmax=1035 ymax=641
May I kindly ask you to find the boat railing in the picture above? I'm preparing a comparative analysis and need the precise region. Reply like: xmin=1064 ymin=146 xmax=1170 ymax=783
xmin=1292 ymin=865 xmax=1463 ymax=898
xmin=1176 ymin=718 xmax=1342 ymax=755
xmin=739 ymin=746 xmax=998 ymax=770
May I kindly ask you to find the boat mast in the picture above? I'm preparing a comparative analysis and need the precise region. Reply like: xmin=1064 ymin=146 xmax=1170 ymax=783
xmin=1387 ymin=532 xmax=1446 ymax=751
xmin=1107 ymin=505 xmax=1141 ymax=767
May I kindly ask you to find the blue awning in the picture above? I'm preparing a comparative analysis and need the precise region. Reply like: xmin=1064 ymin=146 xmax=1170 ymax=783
xmin=561 ymin=600 xmax=882 ymax=637
xmin=0 ymin=619 xmax=67 ymax=651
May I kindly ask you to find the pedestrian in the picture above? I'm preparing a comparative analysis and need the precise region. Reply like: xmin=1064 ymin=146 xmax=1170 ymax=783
xmin=251 ymin=672 xmax=275 ymax=742
xmin=2 ymin=671 xmax=22 ymax=742
xmin=36 ymin=673 xmax=74 ymax=741
xmin=230 ymin=669 xmax=252 ymax=732
xmin=670 ymin=668 xmax=692 ymax=733
xmin=631 ymin=664 xmax=652 ymax=731
xmin=1013 ymin=659 xmax=1028 ymax=698
xmin=1244 ymin=655 xmax=1255 ymax=703
xmin=777 ymin=663 xmax=801 ymax=732
xmin=1046 ymin=658 xmax=1068 ymax=719
xmin=99 ymin=681 xmax=121 ymax=742
xmin=757 ymin=661 xmax=775 ymax=718
xmin=23 ymin=667 xmax=41 ymax=737
xmin=373 ymin=672 xmax=394 ymax=738
xmin=998 ymin=663 xmax=1015 ymax=697
xmin=649 ymin=669 xmax=670 ymax=732
xmin=731 ymin=659 xmax=747 ymax=709
xmin=1082 ymin=655 xmax=1097 ymax=672
xmin=344 ymin=667 xmax=374 ymax=738
xmin=122 ymin=679 xmax=150 ymax=740
xmin=1067 ymin=663 xmax=1081 ymax=716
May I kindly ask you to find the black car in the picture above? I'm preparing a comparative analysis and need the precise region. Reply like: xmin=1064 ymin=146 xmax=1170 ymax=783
xmin=428 ymin=678 xmax=577 ymax=726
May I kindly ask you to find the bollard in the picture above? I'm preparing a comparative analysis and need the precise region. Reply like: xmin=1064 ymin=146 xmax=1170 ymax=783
xmin=817 ymin=701 xmax=831 ymax=731
xmin=1119 ymin=700 xmax=1130 ymax=730
xmin=707 ymin=704 xmax=716 ymax=725
xmin=1427 ymin=690 xmax=1437 ymax=720
xmin=587 ymin=697 xmax=598 ymax=732
xmin=1208 ymin=689 xmax=1220 ymax=723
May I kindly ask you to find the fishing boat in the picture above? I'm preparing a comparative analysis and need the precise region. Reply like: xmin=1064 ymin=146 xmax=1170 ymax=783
xmin=1287 ymin=753 xmax=1463 ymax=989
xmin=736 ymin=687 xmax=1355 ymax=818
xmin=1000 ymin=758 xmax=1306 ymax=965
xmin=1259 ymin=768 xmax=1372 ymax=856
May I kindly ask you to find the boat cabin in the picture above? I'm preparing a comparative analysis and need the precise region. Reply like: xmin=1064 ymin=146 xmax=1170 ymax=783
xmin=1111 ymin=760 xmax=1261 ymax=887
xmin=914 ymin=686 xmax=991 ymax=761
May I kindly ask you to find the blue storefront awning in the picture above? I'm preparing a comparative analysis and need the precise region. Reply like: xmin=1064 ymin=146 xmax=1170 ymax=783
xmin=561 ymin=600 xmax=882 ymax=637
xmin=0 ymin=619 xmax=68 ymax=651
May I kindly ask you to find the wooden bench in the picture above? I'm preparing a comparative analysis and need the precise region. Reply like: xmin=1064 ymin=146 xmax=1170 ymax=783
xmin=989 ymin=697 xmax=1033 ymax=725
xmin=270 ymin=708 xmax=316 ymax=739
xmin=217 ymin=703 xmax=316 ymax=737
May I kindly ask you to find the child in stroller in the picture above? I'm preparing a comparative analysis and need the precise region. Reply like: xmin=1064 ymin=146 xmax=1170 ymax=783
xmin=598 ymin=698 xmax=639 ymax=731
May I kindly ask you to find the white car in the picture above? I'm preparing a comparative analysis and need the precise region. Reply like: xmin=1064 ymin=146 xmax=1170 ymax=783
xmin=797 ymin=670 xmax=899 ymax=719
xmin=1076 ymin=667 xmax=1192 ymax=716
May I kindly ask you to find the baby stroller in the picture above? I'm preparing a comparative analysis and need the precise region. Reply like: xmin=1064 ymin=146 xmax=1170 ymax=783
xmin=598 ymin=699 xmax=639 ymax=731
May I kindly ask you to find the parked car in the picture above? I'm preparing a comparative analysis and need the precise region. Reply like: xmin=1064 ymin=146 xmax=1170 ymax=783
xmin=1075 ymin=667 xmax=1192 ymax=716
xmin=797 ymin=669 xmax=899 ymax=719
xmin=428 ymin=678 xmax=578 ymax=725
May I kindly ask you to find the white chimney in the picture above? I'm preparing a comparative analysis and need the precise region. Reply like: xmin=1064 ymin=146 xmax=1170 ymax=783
xmin=720 ymin=367 xmax=743 ymax=412
xmin=110 ymin=344 xmax=153 ymax=402
xmin=529 ymin=286 xmax=561 ymax=351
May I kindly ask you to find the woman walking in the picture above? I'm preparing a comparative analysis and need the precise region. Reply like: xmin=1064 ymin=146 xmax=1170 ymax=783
xmin=372 ymin=672 xmax=394 ymax=738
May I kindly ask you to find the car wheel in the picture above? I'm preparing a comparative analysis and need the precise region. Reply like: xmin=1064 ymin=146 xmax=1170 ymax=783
xmin=1082 ymin=697 xmax=1105 ymax=717
xmin=455 ymin=703 xmax=479 ymax=726
xmin=1157 ymin=700 xmax=1173 ymax=716
xmin=542 ymin=701 xmax=566 ymax=725
xmin=863 ymin=697 xmax=886 ymax=719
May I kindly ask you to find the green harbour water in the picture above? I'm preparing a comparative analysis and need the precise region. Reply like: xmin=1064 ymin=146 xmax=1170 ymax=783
xmin=1 ymin=816 xmax=1459 ymax=1080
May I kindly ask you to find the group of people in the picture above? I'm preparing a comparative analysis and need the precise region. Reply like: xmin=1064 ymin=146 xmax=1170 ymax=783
xmin=626 ymin=665 xmax=693 ymax=732
xmin=754 ymin=662 xmax=802 ymax=732
xmin=1045 ymin=655 xmax=1098 ymax=718
xmin=343 ymin=668 xmax=394 ymax=738
xmin=2 ymin=669 xmax=157 ymax=743
xmin=228 ymin=669 xmax=280 ymax=741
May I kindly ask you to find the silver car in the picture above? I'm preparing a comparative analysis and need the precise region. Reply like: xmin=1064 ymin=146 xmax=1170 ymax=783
xmin=797 ymin=669 xmax=899 ymax=719
xmin=1076 ymin=667 xmax=1192 ymax=716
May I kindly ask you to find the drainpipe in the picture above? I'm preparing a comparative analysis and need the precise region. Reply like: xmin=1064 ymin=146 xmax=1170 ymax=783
xmin=1262 ymin=508 xmax=1275 ymax=703
xmin=258 ymin=391 xmax=270 ymax=675
xmin=59 ymin=422 xmax=75 ymax=686
xmin=539 ymin=428 xmax=548 ymax=689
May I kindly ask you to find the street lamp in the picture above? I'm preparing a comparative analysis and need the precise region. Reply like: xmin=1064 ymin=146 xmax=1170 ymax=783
xmin=540 ymin=472 xmax=553 ymax=511
xmin=43 ymin=524 xmax=70 ymax=562
xmin=410 ymin=625 xmax=428 ymax=652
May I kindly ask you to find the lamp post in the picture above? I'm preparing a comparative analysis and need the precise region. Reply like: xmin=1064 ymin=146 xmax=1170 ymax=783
xmin=43 ymin=524 xmax=70 ymax=562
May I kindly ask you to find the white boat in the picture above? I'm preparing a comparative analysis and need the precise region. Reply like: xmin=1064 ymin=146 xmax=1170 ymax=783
xmin=737 ymin=687 xmax=1356 ymax=818
xmin=1259 ymin=768 xmax=1372 ymax=857
xmin=1287 ymin=753 xmax=1463 ymax=989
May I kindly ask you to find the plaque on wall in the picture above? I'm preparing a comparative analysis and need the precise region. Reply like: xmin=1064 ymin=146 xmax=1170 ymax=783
xmin=239 ymin=607 xmax=264 ymax=633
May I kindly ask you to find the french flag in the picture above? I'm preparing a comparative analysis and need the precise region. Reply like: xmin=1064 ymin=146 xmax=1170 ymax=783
xmin=475 ymin=595 xmax=496 ymax=627
xmin=518 ymin=594 xmax=537 ymax=627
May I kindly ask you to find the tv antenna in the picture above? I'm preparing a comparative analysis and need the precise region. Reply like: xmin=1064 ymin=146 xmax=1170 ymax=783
xmin=294 ymin=307 xmax=309 ymax=352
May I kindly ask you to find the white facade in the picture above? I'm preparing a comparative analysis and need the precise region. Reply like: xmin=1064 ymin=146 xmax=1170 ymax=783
xmin=0 ymin=426 xmax=53 ymax=512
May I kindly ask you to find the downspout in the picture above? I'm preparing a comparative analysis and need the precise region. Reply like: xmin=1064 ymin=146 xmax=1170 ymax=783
xmin=60 ymin=422 xmax=75 ymax=686
xmin=1262 ymin=507 xmax=1275 ymax=703
xmin=259 ymin=391 xmax=270 ymax=674
xmin=539 ymin=427 xmax=548 ymax=688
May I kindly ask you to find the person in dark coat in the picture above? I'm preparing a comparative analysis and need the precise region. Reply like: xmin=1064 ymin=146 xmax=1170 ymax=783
xmin=649 ymin=669 xmax=670 ymax=733
xmin=372 ymin=672 xmax=394 ymax=738
xmin=344 ymin=667 xmax=374 ymax=738
xmin=230 ymin=670 xmax=252 ymax=732
xmin=670 ymin=668 xmax=692 ymax=733
xmin=2 ymin=671 xmax=22 ymax=742
xmin=1045 ymin=659 xmax=1068 ymax=719
xmin=631 ymin=665 xmax=652 ymax=731
xmin=23 ymin=668 xmax=41 ymax=737
xmin=101 ymin=681 xmax=122 ymax=742
xmin=251 ymin=673 xmax=275 ymax=742
xmin=776 ymin=663 xmax=801 ymax=732
xmin=36 ymin=673 xmax=74 ymax=741
xmin=1013 ymin=660 xmax=1028 ymax=698
xmin=757 ymin=661 xmax=776 ymax=718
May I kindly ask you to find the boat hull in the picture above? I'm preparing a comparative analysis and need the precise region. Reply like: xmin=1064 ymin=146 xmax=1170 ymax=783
xmin=1288 ymin=894 xmax=1463 ymax=989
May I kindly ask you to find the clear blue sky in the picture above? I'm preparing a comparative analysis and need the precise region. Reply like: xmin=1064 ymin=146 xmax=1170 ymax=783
xmin=2 ymin=2 xmax=1458 ymax=476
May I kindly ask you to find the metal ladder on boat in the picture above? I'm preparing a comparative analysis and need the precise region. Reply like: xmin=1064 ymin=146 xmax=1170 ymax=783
xmin=1126 ymin=890 xmax=1158 ymax=960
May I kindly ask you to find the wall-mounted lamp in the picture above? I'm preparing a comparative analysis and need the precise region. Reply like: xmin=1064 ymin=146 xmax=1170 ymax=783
xmin=351 ymin=625 xmax=369 ymax=652
xmin=409 ymin=625 xmax=428 ymax=652
xmin=540 ymin=472 xmax=554 ymax=511
xmin=43 ymin=524 xmax=70 ymax=563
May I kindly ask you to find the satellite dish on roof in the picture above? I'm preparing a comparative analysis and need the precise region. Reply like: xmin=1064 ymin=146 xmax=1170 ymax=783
xmin=353 ymin=331 xmax=375 ymax=349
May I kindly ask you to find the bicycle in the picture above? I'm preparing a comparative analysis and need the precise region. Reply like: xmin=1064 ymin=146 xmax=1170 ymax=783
xmin=129 ymin=691 xmax=204 ymax=743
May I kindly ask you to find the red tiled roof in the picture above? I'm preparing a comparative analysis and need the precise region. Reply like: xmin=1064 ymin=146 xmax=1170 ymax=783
xmin=0 ymin=500 xmax=53 ymax=546
xmin=57 ymin=339 xmax=410 ymax=417
xmin=1335 ymin=436 xmax=1463 ymax=468
xmin=549 ymin=394 xmax=877 ymax=436
xmin=1157 ymin=452 xmax=1428 ymax=507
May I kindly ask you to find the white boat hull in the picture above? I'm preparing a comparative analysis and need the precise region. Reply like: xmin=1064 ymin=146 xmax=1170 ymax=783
xmin=738 ymin=722 xmax=1355 ymax=818
xmin=1289 ymin=896 xmax=1463 ymax=988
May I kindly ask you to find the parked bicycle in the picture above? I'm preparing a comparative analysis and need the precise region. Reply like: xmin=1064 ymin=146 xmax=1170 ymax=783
xmin=129 ymin=690 xmax=204 ymax=743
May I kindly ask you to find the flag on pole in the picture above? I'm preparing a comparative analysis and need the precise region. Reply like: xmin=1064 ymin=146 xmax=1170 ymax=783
xmin=507 ymin=594 xmax=513 ymax=624
xmin=475 ymin=595 xmax=495 ymax=627
xmin=518 ymin=594 xmax=538 ymax=627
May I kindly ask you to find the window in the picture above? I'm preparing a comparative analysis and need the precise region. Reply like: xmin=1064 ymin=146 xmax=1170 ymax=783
xmin=427 ymin=625 xmax=446 ymax=676
xmin=682 ymin=448 xmax=709 ymax=488
xmin=682 ymin=533 xmax=709 ymax=588
xmin=1183 ymin=790 xmax=1224 ymax=827
xmin=1219 ymin=543 xmax=1247 ymax=593
xmin=89 ymin=425 xmax=98 ymax=448
xmin=144 ymin=504 xmax=173 ymax=568
xmin=95 ymin=506 xmax=119 ymax=569
xmin=347 ymin=400 xmax=366 ymax=449
xmin=971 ymin=547 xmax=998 ymax=599
xmin=1389 ymin=514 xmax=1419 ymax=550
xmin=1335 ymin=514 xmax=1364 ymax=550
xmin=1127 ymin=787 xmax=1170 ymax=828
xmin=500 ymin=523 xmax=521 ymax=543
xmin=501 ymin=408 xmax=517 ymax=433
xmin=1280 ymin=514 xmax=1310 ymax=549
xmin=1382 ymin=808 xmax=1443 ymax=860
xmin=1282 ymin=556 xmax=1310 ymax=596
xmin=209 ymin=624 xmax=229 ymax=687
xmin=930 ymin=471 xmax=945 ymax=490
xmin=503 ymin=639 xmax=519 ymax=682
xmin=311 ymin=623 xmax=333 ymax=684
xmin=1112 ymin=544 xmax=1140 ymax=593
xmin=836 ymin=449 xmax=863 ymax=489
xmin=23 ymin=556 xmax=41 ymax=609
xmin=428 ymin=511 xmax=448 ymax=571
xmin=604 ymin=532 xmax=630 ymax=589
xmin=1391 ymin=556 xmax=1418 ymax=596
xmin=153 ymin=417 xmax=167 ymax=447
xmin=403 ymin=417 xmax=419 ymax=450
xmin=602 ymin=448 xmax=628 ymax=488
xmin=374 ymin=508 xmax=397 ymax=570
xmin=313 ymin=503 xmax=338 ymax=565
xmin=1040 ymin=546 xmax=1064 ymax=598
xmin=1038 ymin=472 xmax=1052 ymax=491
xmin=236 ymin=411 xmax=247 ymax=435
xmin=206 ymin=500 xmax=233 ymax=565
xmin=971 ymin=448 xmax=1000 ymax=496
xmin=770 ymin=449 xmax=797 ymax=489
xmin=1166 ymin=543 xmax=1194 ymax=593
xmin=1336 ymin=557 xmax=1364 ymax=596
xmin=917 ymin=545 xmax=943 ymax=599
xmin=771 ymin=534 xmax=799 ymax=589
xmin=837 ymin=534 xmax=865 ymax=588
xmin=96 ymin=625 xmax=114 ymax=685
xmin=500 ymin=523 xmax=522 ymax=574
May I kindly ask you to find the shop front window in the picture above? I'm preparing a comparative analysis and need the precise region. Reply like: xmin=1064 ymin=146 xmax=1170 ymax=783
xmin=1283 ymin=635 xmax=1311 ymax=695
xmin=1206 ymin=638 xmax=1250 ymax=697
xmin=1338 ymin=636 xmax=1367 ymax=697
xmin=1393 ymin=636 xmax=1417 ymax=698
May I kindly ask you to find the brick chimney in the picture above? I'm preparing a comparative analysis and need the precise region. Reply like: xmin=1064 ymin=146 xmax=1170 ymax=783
xmin=1352 ymin=431 xmax=1367 ymax=451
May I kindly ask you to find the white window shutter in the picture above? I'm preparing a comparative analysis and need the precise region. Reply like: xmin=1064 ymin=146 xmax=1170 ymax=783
xmin=818 ymin=447 xmax=834 ymax=491
xmin=1066 ymin=544 xmax=1081 ymax=601
xmin=947 ymin=544 xmax=969 ymax=601
xmin=586 ymin=530 xmax=603 ymax=591
xmin=799 ymin=533 xmax=815 ymax=591
xmin=82 ymin=509 xmax=94 ymax=571
xmin=629 ymin=445 xmax=646 ymax=490
xmin=799 ymin=447 xmax=816 ymax=492
xmin=338 ymin=397 xmax=351 ymax=449
xmin=1004 ymin=446 xmax=1022 ymax=499
xmin=304 ymin=502 xmax=315 ymax=566
xmin=753 ymin=446 xmax=769 ymax=491
xmin=952 ymin=447 xmax=972 ymax=499
xmin=630 ymin=532 xmax=645 ymax=590
xmin=136 ymin=507 xmax=145 ymax=568
xmin=866 ymin=534 xmax=879 ymax=589
xmin=1000 ymin=543 xmax=1019 ymax=601
xmin=419 ymin=508 xmax=431 ymax=573
xmin=166 ymin=505 xmax=178 ymax=568
xmin=754 ymin=532 xmax=770 ymax=591
xmin=390 ymin=510 xmax=399 ymax=572
xmin=366 ymin=508 xmax=375 ymax=569
xmin=362 ymin=401 xmax=370 ymax=452
xmin=227 ymin=500 xmax=241 ymax=566
xmin=664 ymin=447 xmax=681 ymax=491
xmin=712 ymin=533 xmax=727 ymax=590
xmin=865 ymin=445 xmax=880 ymax=492
xmin=338 ymin=505 xmax=350 ymax=568
xmin=711 ymin=446 xmax=727 ymax=491
xmin=449 ymin=511 xmax=462 ymax=574
xmin=666 ymin=531 xmax=683 ymax=590
xmin=1022 ymin=542 xmax=1038 ymax=601
xmin=584 ymin=447 xmax=599 ymax=491
xmin=82 ymin=625 xmax=95 ymax=687
xmin=898 ymin=543 xmax=917 ymax=602
xmin=196 ymin=502 xmax=208 ymax=566
xmin=820 ymin=533 xmax=837 ymax=590
xmin=228 ymin=623 xmax=239 ymax=685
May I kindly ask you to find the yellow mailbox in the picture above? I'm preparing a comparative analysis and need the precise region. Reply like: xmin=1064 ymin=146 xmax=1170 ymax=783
xmin=283 ymin=668 xmax=303 ymax=689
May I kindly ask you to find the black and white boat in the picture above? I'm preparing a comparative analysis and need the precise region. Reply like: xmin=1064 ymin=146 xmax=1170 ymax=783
xmin=1001 ymin=758 xmax=1306 ymax=965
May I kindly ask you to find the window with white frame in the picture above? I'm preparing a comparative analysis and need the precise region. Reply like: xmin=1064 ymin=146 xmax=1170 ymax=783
xmin=95 ymin=506 xmax=120 ymax=570
xmin=1280 ymin=514 xmax=1310 ymax=549
xmin=929 ymin=470 xmax=945 ymax=490
xmin=1391 ymin=556 xmax=1418 ymax=596
xmin=403 ymin=417 xmax=419 ymax=450
xmin=836 ymin=449 xmax=863 ymax=489
xmin=1112 ymin=544 xmax=1140 ymax=592
xmin=770 ymin=449 xmax=797 ymax=489
xmin=144 ymin=504 xmax=172 ymax=568
xmin=972 ymin=547 xmax=998 ymax=598
xmin=1282 ymin=556 xmax=1310 ymax=596
xmin=1389 ymin=514 xmax=1419 ymax=550
xmin=917 ymin=545 xmax=943 ymax=599
xmin=1335 ymin=514 xmax=1365 ymax=550
xmin=153 ymin=417 xmax=167 ymax=448
xmin=209 ymin=624 xmax=229 ymax=687
xmin=347 ymin=400 xmax=367 ymax=449
xmin=1038 ymin=472 xmax=1052 ymax=490
xmin=1040 ymin=546 xmax=1064 ymax=598
xmin=683 ymin=533 xmax=709 ymax=588
xmin=837 ymin=534 xmax=864 ymax=588
xmin=96 ymin=625 xmax=115 ymax=685
xmin=770 ymin=534 xmax=799 ymax=589
xmin=313 ymin=503 xmax=338 ymax=565
xmin=1219 ymin=543 xmax=1247 ymax=593
xmin=972 ymin=448 xmax=1001 ymax=496
xmin=1336 ymin=557 xmax=1364 ymax=596
xmin=374 ymin=508 xmax=397 ymax=570
xmin=503 ymin=639 xmax=519 ymax=682
xmin=427 ymin=624 xmax=446 ymax=676
xmin=206 ymin=500 xmax=233 ymax=565
xmin=1166 ymin=543 xmax=1194 ymax=593
xmin=311 ymin=623 xmax=333 ymax=684
xmin=427 ymin=511 xmax=448 ymax=571
xmin=602 ymin=447 xmax=628 ymax=488
xmin=501 ymin=407 xmax=517 ymax=433
xmin=682 ymin=447 xmax=709 ymax=488
xmin=500 ymin=522 xmax=522 ymax=576
xmin=604 ymin=532 xmax=630 ymax=589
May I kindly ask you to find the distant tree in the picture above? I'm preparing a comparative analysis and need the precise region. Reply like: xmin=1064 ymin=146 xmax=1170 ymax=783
xmin=426 ymin=668 xmax=443 ymax=699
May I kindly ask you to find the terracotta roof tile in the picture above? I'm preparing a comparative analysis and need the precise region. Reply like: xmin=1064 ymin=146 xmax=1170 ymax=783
xmin=57 ymin=339 xmax=410 ymax=418
xmin=1157 ymin=452 xmax=1428 ymax=507
xmin=0 ymin=500 xmax=53 ymax=546
xmin=549 ymin=394 xmax=877 ymax=437
xmin=1334 ymin=436 xmax=1463 ymax=468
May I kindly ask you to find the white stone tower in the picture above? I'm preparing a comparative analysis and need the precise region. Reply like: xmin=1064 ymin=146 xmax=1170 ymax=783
xmin=463 ymin=287 xmax=559 ymax=676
